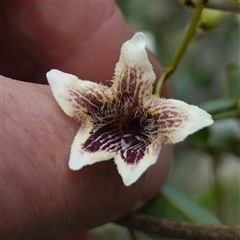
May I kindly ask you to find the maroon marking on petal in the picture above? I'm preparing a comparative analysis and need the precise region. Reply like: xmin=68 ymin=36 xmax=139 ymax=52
xmin=120 ymin=133 xmax=146 ymax=164
xmin=158 ymin=119 xmax=183 ymax=129
xmin=117 ymin=69 xmax=128 ymax=92
xmin=129 ymin=68 xmax=137 ymax=92
xmin=160 ymin=135 xmax=170 ymax=142
xmin=83 ymin=120 xmax=122 ymax=153
xmin=152 ymin=105 xmax=190 ymax=132
xmin=115 ymin=65 xmax=147 ymax=101
xmin=120 ymin=147 xmax=145 ymax=164
xmin=159 ymin=110 xmax=178 ymax=119
xmin=134 ymin=80 xmax=143 ymax=100
xmin=82 ymin=99 xmax=158 ymax=165
xmin=68 ymin=88 xmax=107 ymax=111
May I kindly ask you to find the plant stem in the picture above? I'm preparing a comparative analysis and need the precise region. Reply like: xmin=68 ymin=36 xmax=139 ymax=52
xmin=205 ymin=1 xmax=240 ymax=14
xmin=153 ymin=0 xmax=204 ymax=97
xmin=117 ymin=212 xmax=240 ymax=240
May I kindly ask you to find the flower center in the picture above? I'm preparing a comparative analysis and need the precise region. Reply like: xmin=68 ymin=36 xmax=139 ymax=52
xmin=84 ymin=100 xmax=158 ymax=164
xmin=120 ymin=134 xmax=143 ymax=150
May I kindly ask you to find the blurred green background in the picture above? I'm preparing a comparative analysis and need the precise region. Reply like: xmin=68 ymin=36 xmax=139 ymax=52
xmin=92 ymin=1 xmax=239 ymax=239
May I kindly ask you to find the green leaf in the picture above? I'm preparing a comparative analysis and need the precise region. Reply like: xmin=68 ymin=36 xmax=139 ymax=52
xmin=139 ymin=181 xmax=221 ymax=225
xmin=225 ymin=63 xmax=240 ymax=99
xmin=210 ymin=118 xmax=240 ymax=155
xmin=200 ymin=98 xmax=239 ymax=115
xmin=188 ymin=127 xmax=210 ymax=147
xmin=198 ymin=65 xmax=240 ymax=122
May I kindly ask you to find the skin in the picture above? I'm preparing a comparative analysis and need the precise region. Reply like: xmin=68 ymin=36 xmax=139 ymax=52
xmin=1 ymin=0 xmax=171 ymax=239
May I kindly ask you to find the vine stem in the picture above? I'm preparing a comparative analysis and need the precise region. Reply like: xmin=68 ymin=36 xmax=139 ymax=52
xmin=116 ymin=212 xmax=240 ymax=240
xmin=153 ymin=0 xmax=204 ymax=98
xmin=204 ymin=1 xmax=240 ymax=14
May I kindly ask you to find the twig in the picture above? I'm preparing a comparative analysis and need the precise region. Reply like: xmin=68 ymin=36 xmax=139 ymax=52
xmin=116 ymin=212 xmax=240 ymax=240
xmin=204 ymin=1 xmax=240 ymax=14
xmin=153 ymin=0 xmax=204 ymax=97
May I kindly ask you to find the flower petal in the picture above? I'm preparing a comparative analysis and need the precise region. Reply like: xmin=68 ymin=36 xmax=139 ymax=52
xmin=47 ymin=69 xmax=112 ymax=120
xmin=112 ymin=32 xmax=156 ymax=102
xmin=114 ymin=142 xmax=161 ymax=186
xmin=69 ymin=121 xmax=115 ymax=170
xmin=150 ymin=98 xmax=214 ymax=144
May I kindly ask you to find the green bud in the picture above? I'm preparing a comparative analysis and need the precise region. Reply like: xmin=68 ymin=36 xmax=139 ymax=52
xmin=199 ymin=9 xmax=226 ymax=30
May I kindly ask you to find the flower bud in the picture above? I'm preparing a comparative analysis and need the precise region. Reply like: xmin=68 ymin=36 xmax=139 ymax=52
xmin=199 ymin=9 xmax=226 ymax=30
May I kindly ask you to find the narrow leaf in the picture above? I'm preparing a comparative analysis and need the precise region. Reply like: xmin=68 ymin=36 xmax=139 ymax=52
xmin=200 ymin=98 xmax=238 ymax=115
xmin=188 ymin=127 xmax=210 ymax=147
xmin=140 ymin=181 xmax=220 ymax=224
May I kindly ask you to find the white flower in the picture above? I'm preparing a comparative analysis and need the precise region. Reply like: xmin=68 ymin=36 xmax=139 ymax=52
xmin=47 ymin=32 xmax=213 ymax=186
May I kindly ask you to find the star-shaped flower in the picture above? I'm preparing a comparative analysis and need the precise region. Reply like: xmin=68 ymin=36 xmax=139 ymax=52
xmin=47 ymin=32 xmax=213 ymax=186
